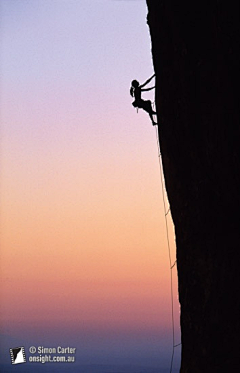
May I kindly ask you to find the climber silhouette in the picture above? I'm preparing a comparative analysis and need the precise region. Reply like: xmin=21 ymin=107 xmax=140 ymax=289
xmin=130 ymin=74 xmax=157 ymax=125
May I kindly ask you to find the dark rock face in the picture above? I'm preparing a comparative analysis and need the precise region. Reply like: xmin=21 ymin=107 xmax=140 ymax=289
xmin=146 ymin=1 xmax=240 ymax=372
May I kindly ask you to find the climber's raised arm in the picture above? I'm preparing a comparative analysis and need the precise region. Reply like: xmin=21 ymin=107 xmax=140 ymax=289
xmin=140 ymin=74 xmax=155 ymax=88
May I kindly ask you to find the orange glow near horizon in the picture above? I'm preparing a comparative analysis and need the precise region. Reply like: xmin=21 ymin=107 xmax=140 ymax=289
xmin=1 ymin=136 xmax=177 ymax=336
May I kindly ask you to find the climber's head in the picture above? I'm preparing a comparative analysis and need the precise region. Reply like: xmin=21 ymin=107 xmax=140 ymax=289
xmin=131 ymin=80 xmax=139 ymax=88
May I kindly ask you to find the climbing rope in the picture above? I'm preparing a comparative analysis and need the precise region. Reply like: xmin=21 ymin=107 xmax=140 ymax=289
xmin=155 ymin=126 xmax=181 ymax=373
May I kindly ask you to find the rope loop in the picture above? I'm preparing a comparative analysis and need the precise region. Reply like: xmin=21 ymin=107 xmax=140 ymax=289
xmin=155 ymin=126 xmax=179 ymax=373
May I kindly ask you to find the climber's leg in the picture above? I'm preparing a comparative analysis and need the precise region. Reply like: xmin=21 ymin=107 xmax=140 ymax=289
xmin=143 ymin=100 xmax=153 ymax=114
xmin=141 ymin=100 xmax=157 ymax=125
xmin=149 ymin=112 xmax=158 ymax=126
xmin=145 ymin=101 xmax=157 ymax=125
xmin=144 ymin=100 xmax=156 ymax=114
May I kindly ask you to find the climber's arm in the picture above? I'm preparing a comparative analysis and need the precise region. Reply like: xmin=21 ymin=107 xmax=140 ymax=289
xmin=140 ymin=74 xmax=155 ymax=88
xmin=142 ymin=86 xmax=155 ymax=91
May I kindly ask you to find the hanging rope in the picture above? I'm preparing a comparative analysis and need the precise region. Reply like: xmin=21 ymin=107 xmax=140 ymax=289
xmin=155 ymin=126 xmax=181 ymax=373
xmin=165 ymin=207 xmax=170 ymax=216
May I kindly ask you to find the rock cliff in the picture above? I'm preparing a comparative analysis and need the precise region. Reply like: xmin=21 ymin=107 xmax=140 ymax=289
xmin=146 ymin=1 xmax=240 ymax=371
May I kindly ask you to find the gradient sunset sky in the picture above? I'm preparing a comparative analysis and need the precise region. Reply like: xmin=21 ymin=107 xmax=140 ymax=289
xmin=0 ymin=1 xmax=180 ymax=371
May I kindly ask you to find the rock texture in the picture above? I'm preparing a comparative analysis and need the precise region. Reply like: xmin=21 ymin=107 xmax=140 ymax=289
xmin=146 ymin=1 xmax=240 ymax=372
